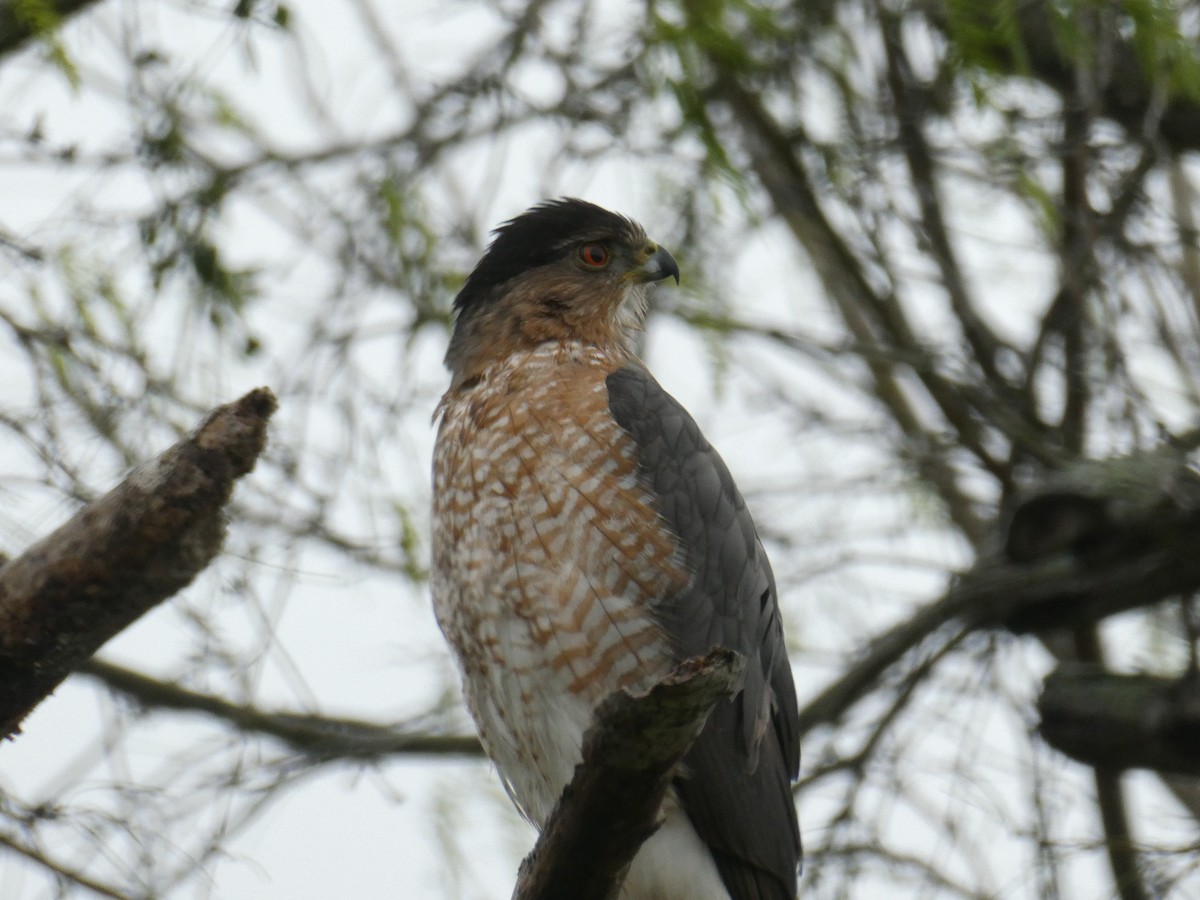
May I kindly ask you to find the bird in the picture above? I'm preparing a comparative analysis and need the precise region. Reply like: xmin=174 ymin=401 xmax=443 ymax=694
xmin=431 ymin=198 xmax=801 ymax=899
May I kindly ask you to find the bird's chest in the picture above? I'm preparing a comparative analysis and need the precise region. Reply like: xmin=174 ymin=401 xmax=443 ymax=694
xmin=431 ymin=349 xmax=689 ymax=816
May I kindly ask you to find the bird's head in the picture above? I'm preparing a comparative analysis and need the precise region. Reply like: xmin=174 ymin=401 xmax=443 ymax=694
xmin=445 ymin=198 xmax=679 ymax=380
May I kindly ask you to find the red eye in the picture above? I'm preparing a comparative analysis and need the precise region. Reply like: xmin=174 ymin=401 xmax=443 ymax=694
xmin=578 ymin=243 xmax=610 ymax=268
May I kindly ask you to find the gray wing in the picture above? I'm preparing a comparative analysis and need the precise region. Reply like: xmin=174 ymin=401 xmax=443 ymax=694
xmin=607 ymin=365 xmax=801 ymax=900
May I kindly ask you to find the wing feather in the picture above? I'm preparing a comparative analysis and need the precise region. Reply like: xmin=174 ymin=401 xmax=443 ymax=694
xmin=607 ymin=365 xmax=801 ymax=899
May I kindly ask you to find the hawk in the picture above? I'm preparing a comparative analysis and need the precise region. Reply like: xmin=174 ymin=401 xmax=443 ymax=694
xmin=432 ymin=198 xmax=800 ymax=899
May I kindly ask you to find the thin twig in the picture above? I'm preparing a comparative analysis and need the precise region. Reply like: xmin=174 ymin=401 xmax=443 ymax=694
xmin=77 ymin=658 xmax=482 ymax=760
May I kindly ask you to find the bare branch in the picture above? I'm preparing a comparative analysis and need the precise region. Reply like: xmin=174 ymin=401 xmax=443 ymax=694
xmin=705 ymin=64 xmax=993 ymax=547
xmin=1094 ymin=768 xmax=1151 ymax=900
xmin=77 ymin=658 xmax=483 ymax=760
xmin=0 ymin=830 xmax=132 ymax=900
xmin=0 ymin=389 xmax=277 ymax=739
xmin=878 ymin=6 xmax=1014 ymax=390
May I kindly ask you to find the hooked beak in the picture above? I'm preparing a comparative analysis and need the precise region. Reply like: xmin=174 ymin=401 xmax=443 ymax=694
xmin=638 ymin=244 xmax=680 ymax=285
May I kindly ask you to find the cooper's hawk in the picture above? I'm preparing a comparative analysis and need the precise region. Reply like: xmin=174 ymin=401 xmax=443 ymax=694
xmin=432 ymin=199 xmax=800 ymax=899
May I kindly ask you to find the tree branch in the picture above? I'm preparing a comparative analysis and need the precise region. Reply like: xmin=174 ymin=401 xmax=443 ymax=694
xmin=707 ymin=68 xmax=993 ymax=547
xmin=798 ymin=447 xmax=1200 ymax=736
xmin=0 ymin=388 xmax=276 ymax=739
xmin=0 ymin=830 xmax=131 ymax=900
xmin=0 ymin=0 xmax=103 ymax=60
xmin=1094 ymin=767 xmax=1150 ymax=900
xmin=1039 ymin=664 xmax=1200 ymax=777
xmin=512 ymin=649 xmax=744 ymax=900
xmin=930 ymin=0 xmax=1200 ymax=155
xmin=798 ymin=550 xmax=1200 ymax=739
xmin=77 ymin=657 xmax=483 ymax=759
xmin=878 ymin=6 xmax=1014 ymax=393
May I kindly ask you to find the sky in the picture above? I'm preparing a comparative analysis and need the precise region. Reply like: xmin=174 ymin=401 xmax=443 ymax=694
xmin=1 ymin=1 xmax=1198 ymax=898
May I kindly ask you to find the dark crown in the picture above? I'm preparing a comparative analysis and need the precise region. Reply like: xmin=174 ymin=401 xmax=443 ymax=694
xmin=453 ymin=198 xmax=643 ymax=312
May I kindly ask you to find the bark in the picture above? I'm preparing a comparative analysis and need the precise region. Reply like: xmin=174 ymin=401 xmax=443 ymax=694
xmin=1039 ymin=664 xmax=1200 ymax=776
xmin=512 ymin=649 xmax=744 ymax=900
xmin=0 ymin=388 xmax=276 ymax=739
xmin=990 ymin=448 xmax=1200 ymax=632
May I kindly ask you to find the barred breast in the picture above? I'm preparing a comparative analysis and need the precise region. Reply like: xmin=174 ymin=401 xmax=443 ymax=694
xmin=431 ymin=341 xmax=689 ymax=824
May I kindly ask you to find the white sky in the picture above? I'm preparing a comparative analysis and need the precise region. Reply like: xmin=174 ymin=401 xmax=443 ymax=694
xmin=1 ymin=1 xmax=1197 ymax=898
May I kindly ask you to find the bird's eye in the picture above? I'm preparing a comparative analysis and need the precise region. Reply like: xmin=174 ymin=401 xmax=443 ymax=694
xmin=578 ymin=243 xmax=610 ymax=268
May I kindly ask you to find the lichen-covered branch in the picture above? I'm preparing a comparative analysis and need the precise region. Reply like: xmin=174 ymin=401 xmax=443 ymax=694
xmin=1039 ymin=664 xmax=1200 ymax=776
xmin=0 ymin=388 xmax=276 ymax=739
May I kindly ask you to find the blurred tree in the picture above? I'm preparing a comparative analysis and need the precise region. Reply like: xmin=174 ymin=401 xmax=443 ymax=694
xmin=0 ymin=0 xmax=1198 ymax=897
